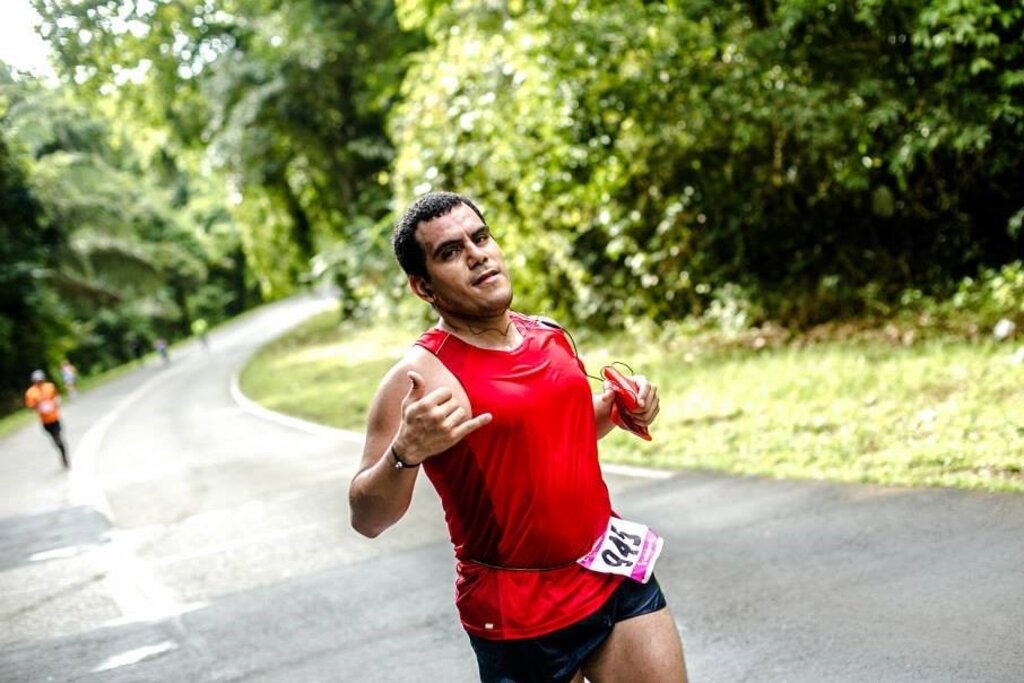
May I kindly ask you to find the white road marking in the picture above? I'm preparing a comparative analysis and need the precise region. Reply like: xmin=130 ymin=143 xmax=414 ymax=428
xmin=91 ymin=641 xmax=179 ymax=673
xmin=28 ymin=544 xmax=94 ymax=562
xmin=229 ymin=370 xmax=365 ymax=443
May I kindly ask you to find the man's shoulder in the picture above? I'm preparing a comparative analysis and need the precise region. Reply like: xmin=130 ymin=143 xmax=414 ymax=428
xmin=378 ymin=343 xmax=447 ymax=387
xmin=395 ymin=343 xmax=434 ymax=370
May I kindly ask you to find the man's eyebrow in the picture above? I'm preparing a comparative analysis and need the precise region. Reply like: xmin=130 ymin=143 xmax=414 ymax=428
xmin=429 ymin=224 xmax=489 ymax=258
xmin=431 ymin=237 xmax=463 ymax=259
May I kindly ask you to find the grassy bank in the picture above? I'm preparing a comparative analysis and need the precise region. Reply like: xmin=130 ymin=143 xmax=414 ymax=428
xmin=241 ymin=306 xmax=1024 ymax=492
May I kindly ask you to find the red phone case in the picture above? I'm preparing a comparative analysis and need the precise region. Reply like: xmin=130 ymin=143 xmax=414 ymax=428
xmin=601 ymin=366 xmax=653 ymax=441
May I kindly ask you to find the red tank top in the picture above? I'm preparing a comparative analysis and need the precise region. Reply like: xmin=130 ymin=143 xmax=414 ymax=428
xmin=416 ymin=312 xmax=623 ymax=640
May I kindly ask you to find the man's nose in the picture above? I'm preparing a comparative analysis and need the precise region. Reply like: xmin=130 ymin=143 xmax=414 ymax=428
xmin=466 ymin=240 xmax=488 ymax=265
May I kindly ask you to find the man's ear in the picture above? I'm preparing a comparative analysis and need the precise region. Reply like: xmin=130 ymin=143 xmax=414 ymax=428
xmin=409 ymin=275 xmax=434 ymax=302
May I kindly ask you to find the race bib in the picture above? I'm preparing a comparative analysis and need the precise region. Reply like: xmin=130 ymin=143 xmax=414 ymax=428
xmin=577 ymin=517 xmax=663 ymax=584
xmin=37 ymin=400 xmax=55 ymax=414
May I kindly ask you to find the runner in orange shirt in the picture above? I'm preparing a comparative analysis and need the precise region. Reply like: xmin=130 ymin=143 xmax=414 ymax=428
xmin=24 ymin=369 xmax=69 ymax=469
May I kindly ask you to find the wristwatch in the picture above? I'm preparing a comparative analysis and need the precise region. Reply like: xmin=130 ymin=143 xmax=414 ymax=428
xmin=389 ymin=444 xmax=419 ymax=470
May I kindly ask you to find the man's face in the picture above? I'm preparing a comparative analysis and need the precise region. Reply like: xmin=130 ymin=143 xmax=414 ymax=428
xmin=413 ymin=203 xmax=513 ymax=320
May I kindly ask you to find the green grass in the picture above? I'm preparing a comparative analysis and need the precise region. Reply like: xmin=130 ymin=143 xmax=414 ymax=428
xmin=0 ymin=409 xmax=36 ymax=439
xmin=240 ymin=306 xmax=1024 ymax=492
xmin=240 ymin=310 xmax=424 ymax=429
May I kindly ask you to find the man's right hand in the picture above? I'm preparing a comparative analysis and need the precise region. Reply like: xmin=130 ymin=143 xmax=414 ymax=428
xmin=392 ymin=370 xmax=492 ymax=466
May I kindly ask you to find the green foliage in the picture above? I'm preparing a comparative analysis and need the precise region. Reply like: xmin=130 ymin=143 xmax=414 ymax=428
xmin=35 ymin=0 xmax=420 ymax=303
xmin=899 ymin=260 xmax=1024 ymax=335
xmin=0 ymin=67 xmax=253 ymax=398
xmin=8 ymin=0 xmax=1024 ymax=419
xmin=0 ymin=100 xmax=66 ymax=411
xmin=390 ymin=0 xmax=1024 ymax=328
xmin=28 ymin=0 xmax=1023 ymax=333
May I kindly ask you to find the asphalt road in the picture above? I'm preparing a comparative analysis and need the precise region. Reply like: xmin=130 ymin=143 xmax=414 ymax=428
xmin=1 ymin=293 xmax=1022 ymax=682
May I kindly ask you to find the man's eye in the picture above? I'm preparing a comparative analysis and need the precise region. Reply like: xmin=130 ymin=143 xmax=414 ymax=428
xmin=475 ymin=232 xmax=490 ymax=244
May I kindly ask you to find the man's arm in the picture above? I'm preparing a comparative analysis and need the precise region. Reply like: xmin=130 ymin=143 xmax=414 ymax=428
xmin=348 ymin=353 xmax=492 ymax=538
xmin=348 ymin=362 xmax=421 ymax=538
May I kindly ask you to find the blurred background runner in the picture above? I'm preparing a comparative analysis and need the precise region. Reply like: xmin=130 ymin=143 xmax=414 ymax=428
xmin=24 ymin=369 xmax=69 ymax=469
xmin=59 ymin=359 xmax=78 ymax=399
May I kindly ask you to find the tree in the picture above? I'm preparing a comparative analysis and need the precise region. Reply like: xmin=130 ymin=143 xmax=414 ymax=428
xmin=389 ymin=0 xmax=1024 ymax=327
xmin=36 ymin=0 xmax=421 ymax=305
xmin=0 ymin=76 xmax=64 ymax=410
xmin=1 ymin=68 xmax=246 ymax=382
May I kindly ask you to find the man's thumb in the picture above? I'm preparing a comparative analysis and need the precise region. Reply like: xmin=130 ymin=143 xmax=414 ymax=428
xmin=406 ymin=371 xmax=425 ymax=401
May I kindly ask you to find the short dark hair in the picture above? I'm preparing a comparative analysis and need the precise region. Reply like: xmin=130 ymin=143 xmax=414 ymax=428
xmin=392 ymin=191 xmax=485 ymax=279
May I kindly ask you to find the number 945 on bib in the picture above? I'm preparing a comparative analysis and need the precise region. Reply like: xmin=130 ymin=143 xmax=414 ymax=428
xmin=576 ymin=517 xmax=664 ymax=584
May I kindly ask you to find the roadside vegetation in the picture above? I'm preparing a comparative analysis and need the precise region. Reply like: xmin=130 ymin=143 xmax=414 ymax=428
xmin=5 ymin=2 xmax=1022 ymax=423
xmin=242 ymin=305 xmax=1024 ymax=493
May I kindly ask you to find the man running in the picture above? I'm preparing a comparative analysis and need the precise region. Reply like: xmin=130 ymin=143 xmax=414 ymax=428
xmin=60 ymin=359 xmax=78 ymax=399
xmin=349 ymin=192 xmax=688 ymax=682
xmin=24 ymin=369 xmax=70 ymax=469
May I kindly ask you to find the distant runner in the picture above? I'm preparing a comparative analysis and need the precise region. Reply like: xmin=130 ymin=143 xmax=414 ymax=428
xmin=349 ymin=192 xmax=688 ymax=682
xmin=24 ymin=369 xmax=70 ymax=469
xmin=191 ymin=318 xmax=209 ymax=349
xmin=60 ymin=359 xmax=79 ymax=399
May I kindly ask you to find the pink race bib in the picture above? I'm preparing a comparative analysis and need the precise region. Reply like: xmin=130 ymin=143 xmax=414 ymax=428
xmin=577 ymin=517 xmax=663 ymax=583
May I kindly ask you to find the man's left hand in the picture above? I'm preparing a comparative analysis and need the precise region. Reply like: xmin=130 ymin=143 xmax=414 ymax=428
xmin=617 ymin=374 xmax=660 ymax=427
